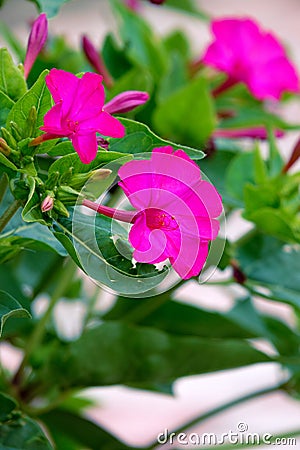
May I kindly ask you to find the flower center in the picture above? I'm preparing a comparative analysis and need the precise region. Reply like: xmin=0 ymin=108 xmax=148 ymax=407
xmin=67 ymin=119 xmax=79 ymax=133
xmin=145 ymin=208 xmax=178 ymax=231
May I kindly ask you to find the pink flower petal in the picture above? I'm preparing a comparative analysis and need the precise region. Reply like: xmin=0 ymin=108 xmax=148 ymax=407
xmin=71 ymin=72 xmax=105 ymax=122
xmin=45 ymin=69 xmax=79 ymax=113
xmin=71 ymin=133 xmax=98 ymax=164
xmin=41 ymin=102 xmax=66 ymax=135
xmin=95 ymin=111 xmax=125 ymax=138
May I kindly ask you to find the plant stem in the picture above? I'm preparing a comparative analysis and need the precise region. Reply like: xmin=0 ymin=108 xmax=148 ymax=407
xmin=0 ymin=173 xmax=8 ymax=205
xmin=0 ymin=199 xmax=21 ymax=233
xmin=146 ymin=381 xmax=287 ymax=450
xmin=13 ymin=258 xmax=77 ymax=387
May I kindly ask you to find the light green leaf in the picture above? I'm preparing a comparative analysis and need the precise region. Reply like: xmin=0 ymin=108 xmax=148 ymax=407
xmin=22 ymin=177 xmax=49 ymax=225
xmin=153 ymin=76 xmax=216 ymax=148
xmin=164 ymin=0 xmax=210 ymax=20
xmin=0 ymin=152 xmax=18 ymax=171
xmin=110 ymin=117 xmax=205 ymax=160
xmin=0 ymin=291 xmax=31 ymax=337
xmin=0 ymin=89 xmax=14 ymax=128
xmin=28 ymin=0 xmax=72 ymax=17
xmin=0 ymin=48 xmax=26 ymax=102
xmin=7 ymin=69 xmax=51 ymax=139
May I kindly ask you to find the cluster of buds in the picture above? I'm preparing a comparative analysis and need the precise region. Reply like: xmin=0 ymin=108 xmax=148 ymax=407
xmin=40 ymin=168 xmax=112 ymax=215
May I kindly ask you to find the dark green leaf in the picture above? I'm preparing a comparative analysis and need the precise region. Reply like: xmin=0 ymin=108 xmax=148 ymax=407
xmin=41 ymin=409 xmax=136 ymax=450
xmin=111 ymin=0 xmax=167 ymax=80
xmin=0 ymin=392 xmax=17 ymax=422
xmin=40 ymin=321 xmax=271 ymax=388
xmin=56 ymin=209 xmax=167 ymax=296
xmin=0 ymin=415 xmax=53 ymax=449
xmin=102 ymin=33 xmax=133 ymax=80
xmin=0 ymin=291 xmax=31 ymax=337
xmin=236 ymin=234 xmax=300 ymax=309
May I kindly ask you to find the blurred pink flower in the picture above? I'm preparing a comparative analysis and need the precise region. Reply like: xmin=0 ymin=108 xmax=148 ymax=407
xmin=202 ymin=17 xmax=299 ymax=100
xmin=213 ymin=127 xmax=284 ymax=140
xmin=41 ymin=195 xmax=54 ymax=213
xmin=118 ymin=146 xmax=222 ymax=279
xmin=103 ymin=91 xmax=149 ymax=114
xmin=36 ymin=69 xmax=125 ymax=164
xmin=24 ymin=13 xmax=48 ymax=79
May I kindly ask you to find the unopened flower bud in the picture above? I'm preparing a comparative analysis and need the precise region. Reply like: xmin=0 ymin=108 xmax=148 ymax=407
xmin=1 ymin=128 xmax=17 ymax=149
xmin=82 ymin=35 xmax=113 ymax=88
xmin=91 ymin=168 xmax=112 ymax=181
xmin=57 ymin=185 xmax=82 ymax=204
xmin=97 ymin=137 xmax=109 ymax=150
xmin=103 ymin=91 xmax=149 ymax=115
xmin=27 ymin=106 xmax=37 ymax=137
xmin=53 ymin=199 xmax=70 ymax=217
xmin=10 ymin=121 xmax=23 ymax=141
xmin=149 ymin=0 xmax=165 ymax=4
xmin=24 ymin=13 xmax=48 ymax=79
xmin=41 ymin=194 xmax=54 ymax=212
xmin=0 ymin=138 xmax=11 ymax=156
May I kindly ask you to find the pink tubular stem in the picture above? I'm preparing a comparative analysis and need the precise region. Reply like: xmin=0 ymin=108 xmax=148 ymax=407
xmin=82 ymin=199 xmax=137 ymax=224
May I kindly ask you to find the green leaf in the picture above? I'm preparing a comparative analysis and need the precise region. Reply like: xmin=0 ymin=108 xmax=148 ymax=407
xmin=111 ymin=0 xmax=167 ymax=80
xmin=106 ymin=67 xmax=153 ymax=102
xmin=225 ymin=152 xmax=255 ymax=205
xmin=164 ymin=0 xmax=210 ymax=20
xmin=163 ymin=30 xmax=191 ymax=61
xmin=55 ymin=209 xmax=167 ymax=296
xmin=41 ymin=409 xmax=137 ymax=450
xmin=39 ymin=321 xmax=270 ymax=389
xmin=0 ymin=392 xmax=17 ymax=422
xmin=28 ymin=0 xmax=72 ymax=17
xmin=102 ymin=33 xmax=133 ymax=80
xmin=236 ymin=234 xmax=300 ymax=309
xmin=0 ymin=89 xmax=14 ymax=128
xmin=7 ymin=69 xmax=52 ymax=139
xmin=0 ymin=291 xmax=31 ymax=337
xmin=0 ymin=152 xmax=18 ymax=171
xmin=110 ymin=117 xmax=205 ymax=160
xmin=157 ymin=52 xmax=188 ymax=103
xmin=0 ymin=415 xmax=53 ymax=449
xmin=22 ymin=177 xmax=48 ymax=225
xmin=0 ymin=48 xmax=27 ymax=102
xmin=48 ymin=149 xmax=131 ymax=178
xmin=104 ymin=298 xmax=255 ymax=339
xmin=153 ymin=76 xmax=216 ymax=148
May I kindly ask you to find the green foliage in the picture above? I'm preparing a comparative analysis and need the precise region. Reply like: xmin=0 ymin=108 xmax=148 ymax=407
xmin=0 ymin=48 xmax=27 ymax=102
xmin=38 ymin=321 xmax=270 ymax=389
xmin=0 ymin=291 xmax=31 ymax=337
xmin=153 ymin=76 xmax=216 ymax=147
xmin=0 ymin=414 xmax=53 ymax=449
xmin=28 ymin=0 xmax=72 ymax=17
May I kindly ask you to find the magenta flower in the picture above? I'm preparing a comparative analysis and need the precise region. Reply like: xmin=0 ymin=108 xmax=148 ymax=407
xmin=213 ymin=127 xmax=284 ymax=140
xmin=38 ymin=69 xmax=125 ymax=164
xmin=24 ymin=13 xmax=48 ymax=79
xmin=103 ymin=91 xmax=149 ymax=114
xmin=118 ymin=147 xmax=222 ymax=279
xmin=202 ymin=17 xmax=299 ymax=100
